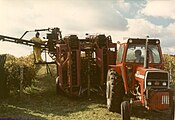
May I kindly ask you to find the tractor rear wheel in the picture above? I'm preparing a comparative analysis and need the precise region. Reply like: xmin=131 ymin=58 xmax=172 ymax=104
xmin=170 ymin=99 xmax=174 ymax=120
xmin=106 ymin=68 xmax=124 ymax=113
xmin=121 ymin=101 xmax=130 ymax=120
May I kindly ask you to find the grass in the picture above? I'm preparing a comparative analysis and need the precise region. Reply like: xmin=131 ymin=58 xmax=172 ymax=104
xmin=0 ymin=65 xmax=173 ymax=120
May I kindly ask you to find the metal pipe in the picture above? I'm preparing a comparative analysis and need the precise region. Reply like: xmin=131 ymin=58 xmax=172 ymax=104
xmin=34 ymin=28 xmax=50 ymax=32
xmin=20 ymin=31 xmax=29 ymax=39
xmin=144 ymin=36 xmax=149 ymax=68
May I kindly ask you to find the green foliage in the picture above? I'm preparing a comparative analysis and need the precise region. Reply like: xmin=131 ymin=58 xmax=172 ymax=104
xmin=4 ymin=54 xmax=36 ymax=94
xmin=163 ymin=54 xmax=175 ymax=84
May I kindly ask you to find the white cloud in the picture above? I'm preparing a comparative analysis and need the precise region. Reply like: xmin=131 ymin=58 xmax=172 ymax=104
xmin=120 ymin=18 xmax=175 ymax=54
xmin=142 ymin=0 xmax=175 ymax=19
xmin=115 ymin=0 xmax=147 ymax=18
xmin=0 ymin=41 xmax=32 ymax=57
xmin=0 ymin=0 xmax=175 ymax=57
xmin=0 ymin=0 xmax=128 ymax=35
xmin=0 ymin=0 xmax=129 ymax=57
xmin=108 ymin=18 xmax=162 ymax=41
xmin=158 ymin=23 xmax=175 ymax=47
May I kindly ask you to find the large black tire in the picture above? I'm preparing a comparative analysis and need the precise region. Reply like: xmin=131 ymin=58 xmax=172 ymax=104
xmin=121 ymin=101 xmax=130 ymax=120
xmin=106 ymin=68 xmax=124 ymax=113
xmin=56 ymin=76 xmax=61 ymax=95
xmin=170 ymin=100 xmax=175 ymax=120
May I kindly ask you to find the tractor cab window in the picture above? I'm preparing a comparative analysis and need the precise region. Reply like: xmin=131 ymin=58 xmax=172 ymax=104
xmin=147 ymin=45 xmax=161 ymax=63
xmin=117 ymin=45 xmax=124 ymax=63
xmin=125 ymin=44 xmax=161 ymax=63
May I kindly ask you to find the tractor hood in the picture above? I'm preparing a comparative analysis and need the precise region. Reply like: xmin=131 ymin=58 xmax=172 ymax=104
xmin=135 ymin=67 xmax=161 ymax=80
xmin=135 ymin=67 xmax=169 ymax=89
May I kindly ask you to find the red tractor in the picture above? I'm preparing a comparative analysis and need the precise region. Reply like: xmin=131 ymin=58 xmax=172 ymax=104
xmin=106 ymin=37 xmax=174 ymax=120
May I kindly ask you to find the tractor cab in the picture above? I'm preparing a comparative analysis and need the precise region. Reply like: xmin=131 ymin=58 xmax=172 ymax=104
xmin=117 ymin=38 xmax=163 ymax=66
xmin=115 ymin=38 xmax=164 ymax=92
xmin=125 ymin=39 xmax=161 ymax=64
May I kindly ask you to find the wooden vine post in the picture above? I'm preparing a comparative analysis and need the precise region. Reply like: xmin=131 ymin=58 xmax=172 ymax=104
xmin=20 ymin=65 xmax=24 ymax=98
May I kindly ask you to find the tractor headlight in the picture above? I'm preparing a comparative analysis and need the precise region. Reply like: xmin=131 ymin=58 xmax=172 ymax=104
xmin=147 ymin=81 xmax=152 ymax=86
xmin=162 ymin=82 xmax=167 ymax=86
xmin=156 ymin=40 xmax=160 ymax=44
xmin=129 ymin=39 xmax=133 ymax=43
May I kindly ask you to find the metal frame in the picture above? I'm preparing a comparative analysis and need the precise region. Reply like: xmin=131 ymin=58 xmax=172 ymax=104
xmin=56 ymin=35 xmax=117 ymax=97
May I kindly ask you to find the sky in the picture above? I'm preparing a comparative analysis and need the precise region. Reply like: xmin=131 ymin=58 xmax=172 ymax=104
xmin=0 ymin=0 xmax=175 ymax=57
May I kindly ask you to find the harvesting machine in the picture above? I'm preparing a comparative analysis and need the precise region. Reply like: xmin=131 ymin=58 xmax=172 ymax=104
xmin=0 ymin=27 xmax=117 ymax=97
xmin=55 ymin=34 xmax=117 ymax=97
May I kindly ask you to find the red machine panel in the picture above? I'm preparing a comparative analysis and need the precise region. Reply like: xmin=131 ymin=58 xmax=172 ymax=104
xmin=148 ymin=91 xmax=170 ymax=110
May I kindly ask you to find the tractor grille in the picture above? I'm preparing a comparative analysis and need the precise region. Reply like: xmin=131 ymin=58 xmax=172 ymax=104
xmin=145 ymin=71 xmax=169 ymax=89
xmin=161 ymin=95 xmax=169 ymax=105
xmin=148 ymin=91 xmax=170 ymax=110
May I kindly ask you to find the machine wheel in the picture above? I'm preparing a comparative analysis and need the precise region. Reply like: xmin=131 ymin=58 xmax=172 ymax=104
xmin=121 ymin=101 xmax=130 ymax=120
xmin=106 ymin=68 xmax=124 ymax=113
xmin=170 ymin=99 xmax=175 ymax=120
xmin=56 ymin=76 xmax=61 ymax=95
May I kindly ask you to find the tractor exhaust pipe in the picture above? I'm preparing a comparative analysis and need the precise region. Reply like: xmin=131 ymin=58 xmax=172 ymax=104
xmin=144 ymin=36 xmax=149 ymax=68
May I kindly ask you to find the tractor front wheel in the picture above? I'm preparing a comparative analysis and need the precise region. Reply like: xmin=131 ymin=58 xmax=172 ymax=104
xmin=170 ymin=99 xmax=175 ymax=120
xmin=56 ymin=76 xmax=61 ymax=95
xmin=106 ymin=68 xmax=124 ymax=113
xmin=121 ymin=101 xmax=130 ymax=120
